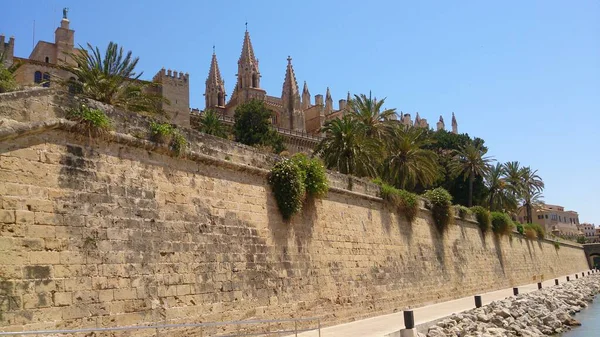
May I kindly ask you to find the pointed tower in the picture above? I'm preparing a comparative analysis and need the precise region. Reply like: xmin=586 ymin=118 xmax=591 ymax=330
xmin=227 ymin=27 xmax=266 ymax=112
xmin=436 ymin=115 xmax=445 ymax=131
xmin=281 ymin=56 xmax=302 ymax=130
xmin=205 ymin=48 xmax=226 ymax=109
xmin=237 ymin=28 xmax=261 ymax=90
xmin=302 ymin=81 xmax=311 ymax=110
xmin=452 ymin=112 xmax=458 ymax=134
xmin=325 ymin=87 xmax=333 ymax=114
xmin=414 ymin=112 xmax=422 ymax=127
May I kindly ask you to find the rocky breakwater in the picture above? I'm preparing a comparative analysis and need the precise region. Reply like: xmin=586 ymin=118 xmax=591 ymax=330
xmin=426 ymin=274 xmax=600 ymax=337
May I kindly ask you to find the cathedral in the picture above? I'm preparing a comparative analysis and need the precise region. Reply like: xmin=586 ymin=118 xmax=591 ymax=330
xmin=203 ymin=29 xmax=458 ymax=136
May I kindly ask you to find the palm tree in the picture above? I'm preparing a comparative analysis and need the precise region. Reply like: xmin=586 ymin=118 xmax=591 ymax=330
xmin=485 ymin=163 xmax=517 ymax=212
xmin=503 ymin=161 xmax=524 ymax=198
xmin=450 ymin=142 xmax=494 ymax=207
xmin=198 ymin=109 xmax=228 ymax=138
xmin=0 ymin=51 xmax=21 ymax=93
xmin=380 ymin=126 xmax=440 ymax=191
xmin=64 ymin=42 xmax=165 ymax=113
xmin=347 ymin=92 xmax=396 ymax=141
xmin=315 ymin=116 xmax=381 ymax=177
xmin=520 ymin=166 xmax=545 ymax=223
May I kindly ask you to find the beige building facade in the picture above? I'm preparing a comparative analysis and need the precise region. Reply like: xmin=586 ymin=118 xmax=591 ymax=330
xmin=518 ymin=203 xmax=581 ymax=237
xmin=3 ymin=13 xmax=190 ymax=127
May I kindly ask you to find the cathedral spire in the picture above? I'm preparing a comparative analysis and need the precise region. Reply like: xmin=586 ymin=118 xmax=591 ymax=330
xmin=282 ymin=56 xmax=300 ymax=111
xmin=205 ymin=50 xmax=226 ymax=108
xmin=207 ymin=50 xmax=223 ymax=86
xmin=236 ymin=29 xmax=260 ymax=89
xmin=325 ymin=87 xmax=333 ymax=114
xmin=282 ymin=56 xmax=300 ymax=97
xmin=301 ymin=81 xmax=311 ymax=110
xmin=239 ymin=30 xmax=257 ymax=68
xmin=451 ymin=112 xmax=458 ymax=134
xmin=414 ymin=112 xmax=421 ymax=127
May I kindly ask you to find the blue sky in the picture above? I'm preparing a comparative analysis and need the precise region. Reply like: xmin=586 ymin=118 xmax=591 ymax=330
xmin=3 ymin=1 xmax=599 ymax=224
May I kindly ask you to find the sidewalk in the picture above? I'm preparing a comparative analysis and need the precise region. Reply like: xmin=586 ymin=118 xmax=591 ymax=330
xmin=291 ymin=270 xmax=593 ymax=337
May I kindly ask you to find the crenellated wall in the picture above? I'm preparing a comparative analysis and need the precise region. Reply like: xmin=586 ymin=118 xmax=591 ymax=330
xmin=0 ymin=90 xmax=589 ymax=334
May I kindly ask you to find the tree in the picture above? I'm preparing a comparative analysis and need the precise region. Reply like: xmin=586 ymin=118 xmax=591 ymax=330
xmin=233 ymin=99 xmax=284 ymax=153
xmin=315 ymin=115 xmax=380 ymax=177
xmin=347 ymin=92 xmax=396 ymax=141
xmin=0 ymin=51 xmax=21 ymax=93
xmin=450 ymin=142 xmax=494 ymax=207
xmin=198 ymin=109 xmax=228 ymax=138
xmin=520 ymin=166 xmax=545 ymax=223
xmin=426 ymin=130 xmax=487 ymax=206
xmin=503 ymin=161 xmax=524 ymax=198
xmin=64 ymin=42 xmax=165 ymax=113
xmin=380 ymin=125 xmax=440 ymax=191
xmin=485 ymin=163 xmax=517 ymax=212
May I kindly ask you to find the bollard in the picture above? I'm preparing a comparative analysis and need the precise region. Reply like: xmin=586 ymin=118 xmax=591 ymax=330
xmin=555 ymin=279 xmax=559 ymax=286
xmin=537 ymin=282 xmax=542 ymax=290
xmin=513 ymin=287 xmax=519 ymax=296
xmin=475 ymin=295 xmax=482 ymax=308
xmin=567 ymin=276 xmax=570 ymax=281
xmin=404 ymin=310 xmax=415 ymax=329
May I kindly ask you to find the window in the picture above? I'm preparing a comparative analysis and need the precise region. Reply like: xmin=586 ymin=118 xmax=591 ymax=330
xmin=545 ymin=214 xmax=548 ymax=219
xmin=42 ymin=73 xmax=51 ymax=87
xmin=45 ymin=56 xmax=49 ymax=63
xmin=34 ymin=71 xmax=42 ymax=84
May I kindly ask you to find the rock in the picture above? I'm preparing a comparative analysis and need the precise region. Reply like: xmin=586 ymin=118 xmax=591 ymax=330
xmin=425 ymin=275 xmax=600 ymax=337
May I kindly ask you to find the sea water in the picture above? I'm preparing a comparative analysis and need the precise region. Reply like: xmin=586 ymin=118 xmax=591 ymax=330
xmin=561 ymin=296 xmax=600 ymax=336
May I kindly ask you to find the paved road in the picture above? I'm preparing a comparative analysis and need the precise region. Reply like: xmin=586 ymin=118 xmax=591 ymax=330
xmin=289 ymin=270 xmax=593 ymax=337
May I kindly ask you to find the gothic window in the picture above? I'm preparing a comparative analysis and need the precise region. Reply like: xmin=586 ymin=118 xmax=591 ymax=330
xmin=45 ymin=56 xmax=49 ymax=63
xmin=34 ymin=71 xmax=42 ymax=84
xmin=42 ymin=73 xmax=51 ymax=87
xmin=252 ymin=74 xmax=258 ymax=88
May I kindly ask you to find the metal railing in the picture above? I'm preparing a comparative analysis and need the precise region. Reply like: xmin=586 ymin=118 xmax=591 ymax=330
xmin=0 ymin=317 xmax=321 ymax=337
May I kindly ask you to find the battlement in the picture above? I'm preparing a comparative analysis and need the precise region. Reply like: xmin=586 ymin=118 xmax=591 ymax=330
xmin=153 ymin=68 xmax=189 ymax=83
xmin=0 ymin=34 xmax=15 ymax=66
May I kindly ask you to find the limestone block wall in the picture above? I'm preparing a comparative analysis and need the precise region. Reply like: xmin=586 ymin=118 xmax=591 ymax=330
xmin=0 ymin=90 xmax=590 ymax=333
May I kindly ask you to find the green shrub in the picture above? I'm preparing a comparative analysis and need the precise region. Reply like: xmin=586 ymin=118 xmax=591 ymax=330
xmin=527 ymin=223 xmax=545 ymax=239
xmin=67 ymin=104 xmax=111 ymax=135
xmin=170 ymin=132 xmax=188 ymax=157
xmin=268 ymin=158 xmax=306 ymax=220
xmin=470 ymin=206 xmax=491 ymax=233
xmin=553 ymin=241 xmax=560 ymax=250
xmin=490 ymin=212 xmax=513 ymax=236
xmin=375 ymin=180 xmax=420 ymax=223
xmin=577 ymin=236 xmax=586 ymax=244
xmin=150 ymin=121 xmax=174 ymax=143
xmin=515 ymin=222 xmax=524 ymax=235
xmin=455 ymin=205 xmax=471 ymax=220
xmin=150 ymin=121 xmax=187 ymax=157
xmin=423 ymin=187 xmax=453 ymax=232
xmin=292 ymin=154 xmax=328 ymax=198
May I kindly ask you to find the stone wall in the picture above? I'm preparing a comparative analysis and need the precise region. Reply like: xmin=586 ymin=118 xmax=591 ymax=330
xmin=0 ymin=90 xmax=590 ymax=334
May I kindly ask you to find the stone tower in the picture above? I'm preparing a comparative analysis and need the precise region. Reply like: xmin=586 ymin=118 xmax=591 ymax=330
xmin=452 ymin=112 xmax=458 ymax=134
xmin=281 ymin=56 xmax=303 ymax=131
xmin=54 ymin=15 xmax=75 ymax=65
xmin=204 ymin=49 xmax=226 ymax=109
xmin=152 ymin=69 xmax=190 ymax=128
xmin=0 ymin=35 xmax=15 ymax=67
xmin=436 ymin=115 xmax=445 ymax=131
